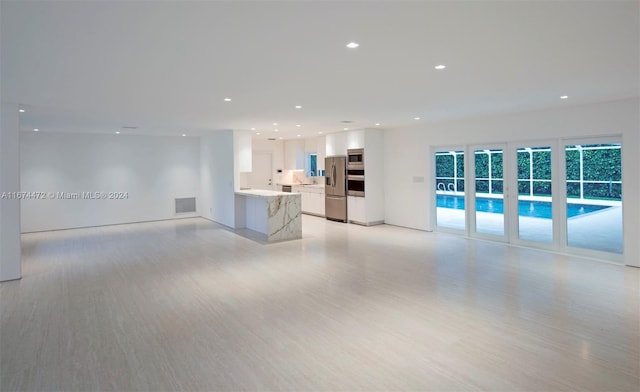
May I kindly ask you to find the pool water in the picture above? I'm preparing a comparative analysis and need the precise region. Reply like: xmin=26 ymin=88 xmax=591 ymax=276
xmin=436 ymin=195 xmax=609 ymax=219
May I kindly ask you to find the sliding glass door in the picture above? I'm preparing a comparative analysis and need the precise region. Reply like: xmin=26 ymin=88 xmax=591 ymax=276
xmin=471 ymin=146 xmax=506 ymax=240
xmin=434 ymin=149 xmax=465 ymax=232
xmin=514 ymin=144 xmax=554 ymax=245
xmin=433 ymin=138 xmax=623 ymax=261
xmin=565 ymin=141 xmax=622 ymax=255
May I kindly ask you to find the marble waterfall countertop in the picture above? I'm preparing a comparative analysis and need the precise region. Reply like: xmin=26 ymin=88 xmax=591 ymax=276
xmin=235 ymin=190 xmax=301 ymax=242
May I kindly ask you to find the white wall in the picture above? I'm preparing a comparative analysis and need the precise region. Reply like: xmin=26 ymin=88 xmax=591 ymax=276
xmin=284 ymin=139 xmax=305 ymax=170
xmin=304 ymin=136 xmax=326 ymax=172
xmin=199 ymin=131 xmax=236 ymax=228
xmin=317 ymin=136 xmax=326 ymax=171
xmin=20 ymin=132 xmax=200 ymax=232
xmin=383 ymin=98 xmax=640 ymax=266
xmin=234 ymin=130 xmax=252 ymax=174
xmin=1 ymin=103 xmax=22 ymax=281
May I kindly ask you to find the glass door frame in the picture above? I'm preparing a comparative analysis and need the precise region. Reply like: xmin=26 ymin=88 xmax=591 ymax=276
xmin=507 ymin=139 xmax=561 ymax=252
xmin=431 ymin=145 xmax=468 ymax=235
xmin=559 ymin=136 xmax=624 ymax=263
xmin=469 ymin=143 xmax=509 ymax=243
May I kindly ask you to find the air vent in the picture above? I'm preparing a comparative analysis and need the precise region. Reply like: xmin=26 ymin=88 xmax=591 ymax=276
xmin=122 ymin=126 xmax=138 ymax=129
xmin=340 ymin=120 xmax=353 ymax=124
xmin=175 ymin=197 xmax=196 ymax=214
xmin=268 ymin=138 xmax=277 ymax=141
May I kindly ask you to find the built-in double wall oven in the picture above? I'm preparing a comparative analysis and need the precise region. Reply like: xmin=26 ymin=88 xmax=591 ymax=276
xmin=347 ymin=148 xmax=365 ymax=197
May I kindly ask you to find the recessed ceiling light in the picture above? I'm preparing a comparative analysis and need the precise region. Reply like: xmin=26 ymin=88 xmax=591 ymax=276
xmin=33 ymin=128 xmax=39 ymax=132
xmin=318 ymin=132 xmax=323 ymax=134
xmin=297 ymin=134 xmax=301 ymax=137
xmin=375 ymin=123 xmax=380 ymax=126
xmin=296 ymin=124 xmax=301 ymax=127
xmin=256 ymin=132 xmax=261 ymax=135
xmin=115 ymin=131 xmax=120 ymax=134
xmin=560 ymin=95 xmax=569 ymax=99
xmin=223 ymin=98 xmax=232 ymax=102
xmin=19 ymin=109 xmax=25 ymax=113
xmin=414 ymin=117 xmax=421 ymax=120
xmin=343 ymin=127 xmax=349 ymax=131
xmin=273 ymin=122 xmax=278 ymax=126
xmin=274 ymin=129 xmax=279 ymax=132
xmin=346 ymin=42 xmax=359 ymax=49
xmin=250 ymin=127 xmax=256 ymax=131
xmin=182 ymin=134 xmax=186 ymax=137
xmin=434 ymin=65 xmax=446 ymax=70
xmin=295 ymin=105 xmax=302 ymax=109
xmin=279 ymin=137 xmax=283 ymax=140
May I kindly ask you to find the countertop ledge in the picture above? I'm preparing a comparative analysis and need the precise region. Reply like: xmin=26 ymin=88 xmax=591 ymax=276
xmin=235 ymin=190 xmax=300 ymax=198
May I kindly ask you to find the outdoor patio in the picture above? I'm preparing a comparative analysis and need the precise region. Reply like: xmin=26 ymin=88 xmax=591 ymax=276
xmin=436 ymin=206 xmax=623 ymax=255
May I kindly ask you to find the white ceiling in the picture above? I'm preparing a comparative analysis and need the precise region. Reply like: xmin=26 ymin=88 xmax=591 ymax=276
xmin=2 ymin=1 xmax=638 ymax=140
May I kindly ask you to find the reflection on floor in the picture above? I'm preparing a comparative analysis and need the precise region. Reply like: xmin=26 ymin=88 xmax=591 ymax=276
xmin=1 ymin=216 xmax=638 ymax=391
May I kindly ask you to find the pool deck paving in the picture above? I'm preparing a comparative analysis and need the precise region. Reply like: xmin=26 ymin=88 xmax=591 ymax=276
xmin=437 ymin=206 xmax=622 ymax=256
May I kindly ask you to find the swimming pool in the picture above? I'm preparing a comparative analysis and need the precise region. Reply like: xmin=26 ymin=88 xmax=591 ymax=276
xmin=436 ymin=195 xmax=609 ymax=219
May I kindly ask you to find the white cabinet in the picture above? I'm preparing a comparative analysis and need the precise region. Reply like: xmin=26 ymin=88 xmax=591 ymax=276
xmin=325 ymin=132 xmax=347 ymax=157
xmin=346 ymin=129 xmax=365 ymax=150
xmin=347 ymin=196 xmax=366 ymax=224
xmin=310 ymin=192 xmax=325 ymax=216
xmin=301 ymin=191 xmax=312 ymax=211
xmin=293 ymin=186 xmax=325 ymax=216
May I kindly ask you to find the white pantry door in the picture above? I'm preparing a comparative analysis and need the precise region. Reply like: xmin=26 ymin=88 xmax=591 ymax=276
xmin=250 ymin=152 xmax=273 ymax=190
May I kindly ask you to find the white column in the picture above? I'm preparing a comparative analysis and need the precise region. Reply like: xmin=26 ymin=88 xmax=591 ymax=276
xmin=0 ymin=103 xmax=22 ymax=281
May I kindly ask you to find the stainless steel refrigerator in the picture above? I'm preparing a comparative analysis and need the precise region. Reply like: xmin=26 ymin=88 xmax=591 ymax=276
xmin=325 ymin=156 xmax=347 ymax=222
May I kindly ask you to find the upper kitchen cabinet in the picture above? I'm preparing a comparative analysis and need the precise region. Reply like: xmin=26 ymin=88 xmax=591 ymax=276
xmin=326 ymin=132 xmax=347 ymax=156
xmin=347 ymin=130 xmax=365 ymax=150
xmin=326 ymin=130 xmax=365 ymax=155
xmin=284 ymin=139 xmax=305 ymax=170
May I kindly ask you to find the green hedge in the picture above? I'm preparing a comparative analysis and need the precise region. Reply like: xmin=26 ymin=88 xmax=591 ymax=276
xmin=436 ymin=146 xmax=621 ymax=200
xmin=566 ymin=147 xmax=621 ymax=200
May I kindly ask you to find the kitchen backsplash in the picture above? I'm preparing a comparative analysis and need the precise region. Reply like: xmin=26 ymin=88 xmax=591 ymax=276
xmin=279 ymin=170 xmax=321 ymax=185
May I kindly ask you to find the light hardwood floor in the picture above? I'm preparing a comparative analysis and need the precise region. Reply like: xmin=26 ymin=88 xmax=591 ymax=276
xmin=1 ymin=216 xmax=639 ymax=391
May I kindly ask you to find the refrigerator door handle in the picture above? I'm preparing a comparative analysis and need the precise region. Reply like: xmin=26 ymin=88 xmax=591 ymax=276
xmin=332 ymin=164 xmax=336 ymax=187
xmin=330 ymin=164 xmax=333 ymax=187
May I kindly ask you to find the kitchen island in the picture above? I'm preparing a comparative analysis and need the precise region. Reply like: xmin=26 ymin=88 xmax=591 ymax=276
xmin=234 ymin=189 xmax=301 ymax=242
